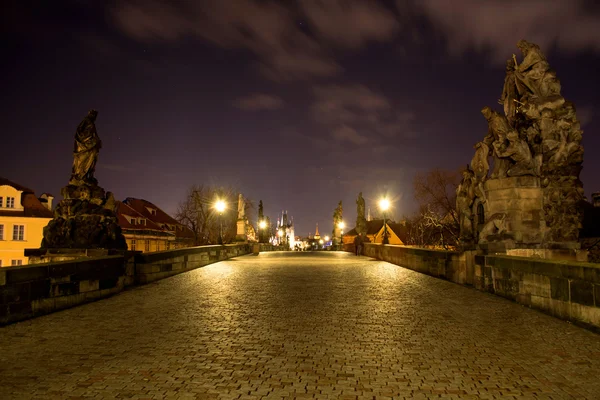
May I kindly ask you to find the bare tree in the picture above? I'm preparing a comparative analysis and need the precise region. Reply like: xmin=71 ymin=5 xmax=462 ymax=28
xmin=409 ymin=168 xmax=462 ymax=249
xmin=176 ymin=185 xmax=254 ymax=245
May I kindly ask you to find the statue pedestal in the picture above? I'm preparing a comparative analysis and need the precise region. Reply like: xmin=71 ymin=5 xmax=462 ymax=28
xmin=236 ymin=219 xmax=247 ymax=242
xmin=479 ymin=176 xmax=545 ymax=252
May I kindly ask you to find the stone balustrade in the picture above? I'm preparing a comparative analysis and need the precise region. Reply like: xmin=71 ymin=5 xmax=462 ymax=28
xmin=0 ymin=243 xmax=270 ymax=325
xmin=360 ymin=243 xmax=600 ymax=331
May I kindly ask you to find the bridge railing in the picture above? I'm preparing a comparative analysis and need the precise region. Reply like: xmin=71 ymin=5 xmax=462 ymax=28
xmin=358 ymin=242 xmax=600 ymax=332
xmin=0 ymin=243 xmax=271 ymax=326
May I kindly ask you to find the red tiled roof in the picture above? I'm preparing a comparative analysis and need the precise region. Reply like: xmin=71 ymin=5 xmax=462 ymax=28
xmin=116 ymin=201 xmax=173 ymax=237
xmin=123 ymin=197 xmax=195 ymax=240
xmin=343 ymin=220 xmax=408 ymax=242
xmin=0 ymin=177 xmax=53 ymax=218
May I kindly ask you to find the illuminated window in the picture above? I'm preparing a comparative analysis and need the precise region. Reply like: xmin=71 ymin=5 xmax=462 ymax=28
xmin=6 ymin=197 xmax=15 ymax=208
xmin=0 ymin=197 xmax=3 ymax=207
xmin=11 ymin=260 xmax=23 ymax=266
xmin=12 ymin=225 xmax=24 ymax=241
xmin=155 ymin=241 xmax=160 ymax=251
xmin=0 ymin=224 xmax=3 ymax=240
xmin=145 ymin=240 xmax=150 ymax=252
xmin=130 ymin=218 xmax=136 ymax=225
xmin=131 ymin=239 xmax=136 ymax=251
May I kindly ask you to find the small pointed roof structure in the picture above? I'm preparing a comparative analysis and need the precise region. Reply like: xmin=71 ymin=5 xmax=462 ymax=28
xmin=314 ymin=223 xmax=320 ymax=239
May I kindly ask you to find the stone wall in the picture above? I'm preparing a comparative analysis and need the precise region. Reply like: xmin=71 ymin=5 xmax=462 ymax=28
xmin=486 ymin=255 xmax=600 ymax=331
xmin=1 ymin=244 xmax=254 ymax=325
xmin=361 ymin=244 xmax=469 ymax=285
xmin=360 ymin=243 xmax=600 ymax=331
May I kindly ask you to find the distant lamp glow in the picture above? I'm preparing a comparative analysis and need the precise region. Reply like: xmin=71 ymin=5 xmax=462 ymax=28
xmin=379 ymin=198 xmax=390 ymax=211
xmin=338 ymin=221 xmax=345 ymax=230
xmin=215 ymin=200 xmax=226 ymax=213
xmin=259 ymin=220 xmax=267 ymax=229
xmin=379 ymin=197 xmax=390 ymax=245
xmin=319 ymin=239 xmax=324 ymax=244
xmin=324 ymin=235 xmax=330 ymax=242
xmin=278 ymin=229 xmax=283 ymax=237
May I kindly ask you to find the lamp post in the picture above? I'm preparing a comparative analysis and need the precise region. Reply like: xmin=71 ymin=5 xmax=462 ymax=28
xmin=215 ymin=199 xmax=226 ymax=245
xmin=259 ymin=220 xmax=267 ymax=243
xmin=337 ymin=221 xmax=345 ymax=244
xmin=379 ymin=198 xmax=390 ymax=245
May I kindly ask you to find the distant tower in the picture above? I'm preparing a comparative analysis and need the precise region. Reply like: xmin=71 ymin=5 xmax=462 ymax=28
xmin=314 ymin=223 xmax=321 ymax=240
xmin=367 ymin=207 xmax=371 ymax=221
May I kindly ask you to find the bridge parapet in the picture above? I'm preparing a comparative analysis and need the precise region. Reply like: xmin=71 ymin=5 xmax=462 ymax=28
xmin=360 ymin=243 xmax=600 ymax=332
xmin=0 ymin=243 xmax=262 ymax=325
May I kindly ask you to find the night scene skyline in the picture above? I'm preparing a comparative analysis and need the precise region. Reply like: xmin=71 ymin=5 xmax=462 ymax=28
xmin=2 ymin=0 xmax=600 ymax=236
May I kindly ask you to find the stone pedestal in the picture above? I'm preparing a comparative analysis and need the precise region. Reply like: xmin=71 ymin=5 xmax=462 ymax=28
xmin=479 ymin=176 xmax=545 ymax=251
xmin=236 ymin=219 xmax=247 ymax=242
xmin=41 ymin=182 xmax=127 ymax=250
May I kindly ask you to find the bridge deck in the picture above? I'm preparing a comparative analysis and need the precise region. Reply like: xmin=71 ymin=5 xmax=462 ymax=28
xmin=1 ymin=252 xmax=599 ymax=399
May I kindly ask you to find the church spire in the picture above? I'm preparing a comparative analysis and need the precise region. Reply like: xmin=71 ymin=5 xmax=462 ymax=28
xmin=314 ymin=223 xmax=320 ymax=239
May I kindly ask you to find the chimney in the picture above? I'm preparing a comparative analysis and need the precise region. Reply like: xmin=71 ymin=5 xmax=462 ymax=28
xmin=592 ymin=192 xmax=600 ymax=208
xmin=40 ymin=193 xmax=54 ymax=210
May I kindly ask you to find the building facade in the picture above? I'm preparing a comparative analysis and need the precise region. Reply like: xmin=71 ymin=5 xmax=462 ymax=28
xmin=116 ymin=197 xmax=194 ymax=253
xmin=0 ymin=177 xmax=53 ymax=266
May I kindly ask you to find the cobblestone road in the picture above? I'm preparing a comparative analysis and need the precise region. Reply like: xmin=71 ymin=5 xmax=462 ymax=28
xmin=1 ymin=252 xmax=599 ymax=400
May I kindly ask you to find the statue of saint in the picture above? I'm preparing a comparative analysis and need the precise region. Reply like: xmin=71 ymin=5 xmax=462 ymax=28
xmin=493 ymin=131 xmax=535 ymax=177
xmin=356 ymin=192 xmax=366 ymax=236
xmin=237 ymin=194 xmax=245 ymax=220
xmin=356 ymin=192 xmax=365 ymax=219
xmin=456 ymin=167 xmax=476 ymax=242
xmin=481 ymin=106 xmax=511 ymax=179
xmin=70 ymin=109 xmax=102 ymax=185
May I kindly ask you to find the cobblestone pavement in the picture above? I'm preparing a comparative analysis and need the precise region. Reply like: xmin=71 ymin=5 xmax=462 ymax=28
xmin=1 ymin=252 xmax=600 ymax=400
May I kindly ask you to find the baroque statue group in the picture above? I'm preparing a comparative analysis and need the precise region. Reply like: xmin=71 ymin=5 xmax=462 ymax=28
xmin=457 ymin=40 xmax=585 ymax=249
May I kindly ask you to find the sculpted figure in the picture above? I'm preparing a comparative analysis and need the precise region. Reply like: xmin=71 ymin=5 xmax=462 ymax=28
xmin=70 ymin=109 xmax=102 ymax=185
xmin=514 ymin=40 xmax=550 ymax=98
xmin=493 ymin=131 xmax=535 ymax=176
xmin=499 ymin=58 xmax=519 ymax=125
xmin=478 ymin=214 xmax=508 ymax=243
xmin=237 ymin=194 xmax=245 ymax=219
xmin=481 ymin=106 xmax=511 ymax=178
xmin=456 ymin=167 xmax=476 ymax=241
xmin=470 ymin=142 xmax=489 ymax=201
xmin=356 ymin=192 xmax=367 ymax=236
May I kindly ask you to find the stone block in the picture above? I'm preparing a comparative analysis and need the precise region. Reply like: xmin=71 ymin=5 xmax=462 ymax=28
xmin=32 ymin=297 xmax=56 ymax=315
xmin=8 ymin=301 xmax=32 ymax=316
xmin=0 ymin=271 xmax=6 ymax=286
xmin=550 ymin=277 xmax=569 ymax=301
xmin=6 ymin=266 xmax=49 ymax=285
xmin=570 ymin=280 xmax=594 ymax=306
xmin=570 ymin=303 xmax=600 ymax=327
xmin=79 ymin=280 xmax=99 ymax=293
xmin=596 ymin=284 xmax=600 ymax=307
xmin=29 ymin=280 xmax=51 ymax=300
xmin=51 ymin=281 xmax=78 ymax=297
xmin=99 ymin=277 xmax=119 ymax=290
xmin=49 ymin=263 xmax=77 ymax=278
xmin=1 ymin=284 xmax=28 ymax=304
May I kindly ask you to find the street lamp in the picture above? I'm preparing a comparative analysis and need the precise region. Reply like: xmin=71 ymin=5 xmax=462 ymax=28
xmin=259 ymin=220 xmax=267 ymax=243
xmin=278 ymin=229 xmax=284 ymax=245
xmin=379 ymin=198 xmax=390 ymax=245
xmin=215 ymin=199 xmax=226 ymax=245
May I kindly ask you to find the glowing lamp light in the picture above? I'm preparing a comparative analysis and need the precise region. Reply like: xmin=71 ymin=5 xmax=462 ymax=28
xmin=338 ymin=221 xmax=345 ymax=230
xmin=278 ymin=229 xmax=284 ymax=237
xmin=215 ymin=200 xmax=226 ymax=213
xmin=259 ymin=220 xmax=267 ymax=229
xmin=324 ymin=235 xmax=330 ymax=242
xmin=379 ymin=198 xmax=390 ymax=211
xmin=319 ymin=239 xmax=324 ymax=244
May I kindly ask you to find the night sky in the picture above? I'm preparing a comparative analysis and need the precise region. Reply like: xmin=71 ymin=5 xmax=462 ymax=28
xmin=2 ymin=0 xmax=599 ymax=237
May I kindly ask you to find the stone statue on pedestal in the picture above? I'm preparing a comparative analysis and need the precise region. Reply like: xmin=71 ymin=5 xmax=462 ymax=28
xmin=40 ymin=110 xmax=126 ymax=251
xmin=356 ymin=192 xmax=367 ymax=236
xmin=237 ymin=193 xmax=245 ymax=220
xmin=463 ymin=40 xmax=585 ymax=249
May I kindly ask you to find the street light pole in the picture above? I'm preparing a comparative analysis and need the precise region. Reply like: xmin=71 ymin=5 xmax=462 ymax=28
xmin=379 ymin=198 xmax=390 ymax=245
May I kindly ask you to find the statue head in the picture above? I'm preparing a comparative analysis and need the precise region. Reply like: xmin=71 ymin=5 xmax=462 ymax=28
xmin=506 ymin=130 xmax=519 ymax=142
xmin=517 ymin=40 xmax=530 ymax=54
xmin=481 ymin=106 xmax=493 ymax=120
xmin=88 ymin=109 xmax=98 ymax=121
xmin=505 ymin=59 xmax=514 ymax=71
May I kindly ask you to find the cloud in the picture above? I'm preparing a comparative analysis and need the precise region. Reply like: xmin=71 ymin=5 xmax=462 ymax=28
xmin=233 ymin=93 xmax=284 ymax=111
xmin=111 ymin=0 xmax=399 ymax=81
xmin=311 ymin=84 xmax=417 ymax=146
xmin=300 ymin=0 xmax=399 ymax=49
xmin=403 ymin=0 xmax=600 ymax=61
